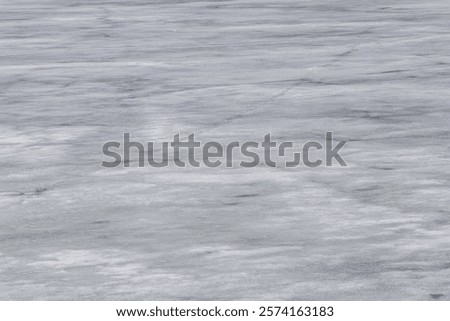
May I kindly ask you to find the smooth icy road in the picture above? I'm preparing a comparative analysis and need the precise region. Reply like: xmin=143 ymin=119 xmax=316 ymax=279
xmin=1 ymin=0 xmax=450 ymax=300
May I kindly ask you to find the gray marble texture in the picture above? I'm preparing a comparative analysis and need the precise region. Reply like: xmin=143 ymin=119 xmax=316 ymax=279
xmin=1 ymin=0 xmax=450 ymax=300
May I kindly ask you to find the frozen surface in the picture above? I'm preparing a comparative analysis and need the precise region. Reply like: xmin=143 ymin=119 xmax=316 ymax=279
xmin=1 ymin=0 xmax=450 ymax=300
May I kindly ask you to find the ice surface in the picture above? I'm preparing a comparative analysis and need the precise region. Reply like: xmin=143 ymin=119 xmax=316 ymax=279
xmin=1 ymin=0 xmax=450 ymax=300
